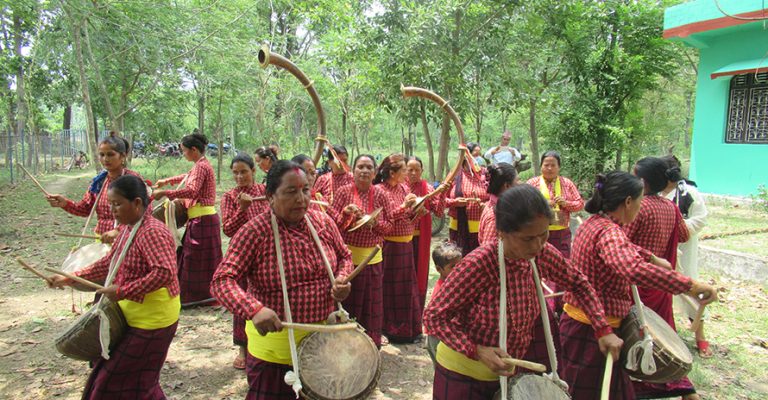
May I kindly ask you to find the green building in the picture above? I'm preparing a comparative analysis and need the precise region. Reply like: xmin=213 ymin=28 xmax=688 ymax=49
xmin=664 ymin=0 xmax=768 ymax=196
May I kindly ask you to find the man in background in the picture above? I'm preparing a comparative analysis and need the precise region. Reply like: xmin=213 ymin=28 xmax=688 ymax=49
xmin=484 ymin=131 xmax=521 ymax=166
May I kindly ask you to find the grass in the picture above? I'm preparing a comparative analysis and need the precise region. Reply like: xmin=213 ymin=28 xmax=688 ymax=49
xmin=699 ymin=199 xmax=768 ymax=257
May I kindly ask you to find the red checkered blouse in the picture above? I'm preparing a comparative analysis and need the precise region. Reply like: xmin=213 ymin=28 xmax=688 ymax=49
xmin=478 ymin=195 xmax=498 ymax=245
xmin=375 ymin=182 xmax=416 ymax=237
xmin=567 ymin=214 xmax=692 ymax=319
xmin=211 ymin=210 xmax=353 ymax=322
xmin=423 ymin=242 xmax=610 ymax=360
xmin=76 ymin=215 xmax=180 ymax=302
xmin=624 ymin=195 xmax=690 ymax=258
xmin=526 ymin=175 xmax=584 ymax=228
xmin=63 ymin=169 xmax=143 ymax=234
xmin=331 ymin=184 xmax=395 ymax=248
xmin=220 ymin=184 xmax=268 ymax=237
xmin=446 ymin=169 xmax=489 ymax=222
xmin=314 ymin=171 xmax=353 ymax=204
xmin=164 ymin=157 xmax=217 ymax=206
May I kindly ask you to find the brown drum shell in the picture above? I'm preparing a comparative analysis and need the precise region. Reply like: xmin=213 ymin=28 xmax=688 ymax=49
xmin=618 ymin=305 xmax=693 ymax=383
xmin=55 ymin=300 xmax=127 ymax=362
xmin=492 ymin=374 xmax=571 ymax=400
xmin=297 ymin=328 xmax=381 ymax=400
xmin=151 ymin=199 xmax=188 ymax=227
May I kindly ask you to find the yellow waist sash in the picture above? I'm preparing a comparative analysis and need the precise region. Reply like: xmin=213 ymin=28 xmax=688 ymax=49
xmin=449 ymin=217 xmax=480 ymax=233
xmin=436 ymin=342 xmax=499 ymax=382
xmin=187 ymin=204 xmax=217 ymax=219
xmin=245 ymin=320 xmax=317 ymax=365
xmin=348 ymin=245 xmax=384 ymax=265
xmin=563 ymin=303 xmax=622 ymax=329
xmin=118 ymin=288 xmax=180 ymax=330
xmin=384 ymin=235 xmax=413 ymax=243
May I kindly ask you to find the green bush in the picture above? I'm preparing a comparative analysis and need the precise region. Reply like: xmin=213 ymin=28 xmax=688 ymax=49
xmin=751 ymin=184 xmax=768 ymax=213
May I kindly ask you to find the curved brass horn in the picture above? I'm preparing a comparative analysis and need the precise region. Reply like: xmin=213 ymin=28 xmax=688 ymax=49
xmin=258 ymin=45 xmax=326 ymax=166
xmin=401 ymin=85 xmax=467 ymax=207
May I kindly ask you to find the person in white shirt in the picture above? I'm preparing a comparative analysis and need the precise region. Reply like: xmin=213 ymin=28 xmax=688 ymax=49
xmin=484 ymin=131 xmax=521 ymax=165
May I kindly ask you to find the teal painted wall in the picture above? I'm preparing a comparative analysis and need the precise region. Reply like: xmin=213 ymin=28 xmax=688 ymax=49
xmin=690 ymin=27 xmax=768 ymax=196
xmin=664 ymin=0 xmax=766 ymax=30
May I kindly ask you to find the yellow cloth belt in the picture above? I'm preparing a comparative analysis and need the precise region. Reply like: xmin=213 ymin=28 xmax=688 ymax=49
xmin=187 ymin=204 xmax=217 ymax=219
xmin=413 ymin=229 xmax=420 ymax=237
xmin=118 ymin=288 xmax=180 ymax=330
xmin=563 ymin=303 xmax=622 ymax=329
xmin=245 ymin=320 xmax=317 ymax=365
xmin=538 ymin=177 xmax=567 ymax=230
xmin=436 ymin=342 xmax=499 ymax=382
xmin=384 ymin=235 xmax=413 ymax=243
xmin=348 ymin=245 xmax=383 ymax=266
xmin=449 ymin=217 xmax=480 ymax=233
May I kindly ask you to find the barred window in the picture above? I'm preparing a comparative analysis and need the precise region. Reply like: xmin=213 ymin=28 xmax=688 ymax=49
xmin=726 ymin=72 xmax=768 ymax=144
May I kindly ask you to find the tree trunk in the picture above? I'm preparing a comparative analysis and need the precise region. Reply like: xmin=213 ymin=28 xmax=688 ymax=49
xmin=197 ymin=95 xmax=205 ymax=136
xmin=68 ymin=12 xmax=99 ymax=172
xmin=13 ymin=14 xmax=28 ymax=167
xmin=436 ymin=114 xmax=451 ymax=181
xmin=528 ymin=98 xmax=541 ymax=175
xmin=63 ymin=105 xmax=71 ymax=130
xmin=420 ymin=102 xmax=436 ymax=181
xmin=341 ymin=107 xmax=347 ymax=147
xmin=82 ymin=20 xmax=117 ymax=131
xmin=684 ymin=90 xmax=693 ymax=150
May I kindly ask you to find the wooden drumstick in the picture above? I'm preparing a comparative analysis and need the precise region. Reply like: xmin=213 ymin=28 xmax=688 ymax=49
xmin=43 ymin=267 xmax=104 ymax=290
xmin=55 ymin=232 xmax=101 ymax=240
xmin=16 ymin=163 xmax=51 ymax=196
xmin=15 ymin=258 xmax=53 ymax=284
xmin=601 ymin=353 xmax=614 ymax=400
xmin=544 ymin=291 xmax=565 ymax=299
xmin=280 ymin=322 xmax=357 ymax=333
xmin=689 ymin=295 xmax=707 ymax=333
xmin=342 ymin=245 xmax=381 ymax=285
xmin=501 ymin=357 xmax=547 ymax=373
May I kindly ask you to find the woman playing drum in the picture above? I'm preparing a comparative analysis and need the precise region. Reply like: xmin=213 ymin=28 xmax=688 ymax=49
xmin=47 ymin=136 xmax=144 ymax=244
xmin=445 ymin=157 xmax=488 ymax=256
xmin=559 ymin=171 xmax=717 ymax=400
xmin=314 ymin=144 xmax=353 ymax=205
xmin=221 ymin=153 xmax=269 ymax=369
xmin=211 ymin=160 xmax=352 ymax=400
xmin=331 ymin=154 xmax=395 ymax=347
xmin=153 ymin=133 xmax=222 ymax=307
xmin=478 ymin=162 xmax=519 ymax=246
xmin=424 ymin=185 xmax=622 ymax=400
xmin=49 ymin=175 xmax=180 ymax=399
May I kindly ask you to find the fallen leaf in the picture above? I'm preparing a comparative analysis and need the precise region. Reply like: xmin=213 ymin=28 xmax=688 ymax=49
xmin=30 ymin=326 xmax=42 ymax=333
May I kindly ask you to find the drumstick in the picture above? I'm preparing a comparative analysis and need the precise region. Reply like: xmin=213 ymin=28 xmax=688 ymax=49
xmin=342 ymin=245 xmax=381 ymax=285
xmin=541 ymin=281 xmax=555 ymax=295
xmin=280 ymin=322 xmax=358 ymax=333
xmin=43 ymin=267 xmax=104 ymax=290
xmin=16 ymin=163 xmax=51 ymax=196
xmin=55 ymin=232 xmax=101 ymax=240
xmin=15 ymin=258 xmax=53 ymax=284
xmin=688 ymin=295 xmax=707 ymax=333
xmin=544 ymin=291 xmax=565 ymax=299
xmin=500 ymin=357 xmax=547 ymax=373
xmin=601 ymin=353 xmax=614 ymax=400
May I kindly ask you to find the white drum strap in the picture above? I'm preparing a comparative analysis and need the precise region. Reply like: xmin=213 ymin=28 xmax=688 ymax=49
xmin=97 ymin=217 xmax=143 ymax=359
xmin=270 ymin=213 xmax=302 ymax=398
xmin=626 ymin=285 xmax=657 ymax=375
xmin=305 ymin=214 xmax=349 ymax=322
xmin=498 ymin=243 xmax=509 ymax=400
xmin=530 ymin=258 xmax=568 ymax=391
xmin=165 ymin=199 xmax=183 ymax=247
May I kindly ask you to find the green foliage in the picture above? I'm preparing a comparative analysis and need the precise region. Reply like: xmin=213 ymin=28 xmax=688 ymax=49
xmin=751 ymin=185 xmax=768 ymax=213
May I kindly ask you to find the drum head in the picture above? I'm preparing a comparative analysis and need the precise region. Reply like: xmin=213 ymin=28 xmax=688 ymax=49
xmin=640 ymin=305 xmax=693 ymax=364
xmin=494 ymin=374 xmax=570 ymax=400
xmin=62 ymin=243 xmax=110 ymax=274
xmin=298 ymin=329 xmax=381 ymax=400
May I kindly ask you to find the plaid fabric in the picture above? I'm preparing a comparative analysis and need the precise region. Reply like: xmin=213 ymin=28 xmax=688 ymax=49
xmin=382 ymin=240 xmax=422 ymax=342
xmin=624 ymin=195 xmax=690 ymax=257
xmin=232 ymin=276 xmax=248 ymax=346
xmin=522 ymin=304 xmax=561 ymax=373
xmin=449 ymin=229 xmax=479 ymax=257
xmin=63 ymin=169 xmax=143 ymax=234
xmin=221 ymin=184 xmax=268 ymax=237
xmin=412 ymin=239 xmax=428 ymax=309
xmin=634 ymin=377 xmax=696 ymax=398
xmin=211 ymin=210 xmax=353 ymax=322
xmin=165 ymin=157 xmax=217 ymax=207
xmin=547 ymin=229 xmax=572 ymax=259
xmin=478 ymin=195 xmax=497 ymax=246
xmin=566 ymin=214 xmax=692 ymax=319
xmin=178 ymin=213 xmax=222 ymax=304
xmin=423 ymin=242 xmax=609 ymax=360
xmin=313 ymin=171 xmax=353 ymax=205
xmin=432 ymin=362 xmax=499 ymax=400
xmin=245 ymin=355 xmax=295 ymax=400
xmin=331 ymin=184 xmax=395 ymax=247
xmin=446 ymin=168 xmax=488 ymax=221
xmin=82 ymin=322 xmax=177 ymax=400
xmin=76 ymin=215 xmax=180 ymax=301
xmin=526 ymin=175 xmax=584 ymax=228
xmin=559 ymin=315 xmax=634 ymax=400
xmin=376 ymin=182 xmax=416 ymax=236
xmin=342 ymin=262 xmax=383 ymax=347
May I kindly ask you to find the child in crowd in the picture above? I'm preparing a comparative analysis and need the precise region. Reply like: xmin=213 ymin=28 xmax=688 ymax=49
xmin=425 ymin=241 xmax=463 ymax=364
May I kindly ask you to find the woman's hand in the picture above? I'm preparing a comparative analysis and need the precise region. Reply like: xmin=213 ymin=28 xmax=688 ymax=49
xmin=100 ymin=229 xmax=119 ymax=244
xmin=343 ymin=204 xmax=361 ymax=216
xmin=476 ymin=345 xmax=515 ymax=377
xmin=598 ymin=333 xmax=624 ymax=361
xmin=96 ymin=284 xmax=120 ymax=301
xmin=238 ymin=193 xmax=253 ymax=211
xmin=153 ymin=179 xmax=168 ymax=189
xmin=47 ymin=275 xmax=73 ymax=289
xmin=152 ymin=189 xmax=166 ymax=199
xmin=687 ymin=280 xmax=718 ymax=306
xmin=46 ymin=194 xmax=68 ymax=208
xmin=331 ymin=277 xmax=351 ymax=301
xmin=403 ymin=193 xmax=417 ymax=207
xmin=453 ymin=198 xmax=468 ymax=208
xmin=252 ymin=307 xmax=282 ymax=336
xmin=553 ymin=196 xmax=567 ymax=208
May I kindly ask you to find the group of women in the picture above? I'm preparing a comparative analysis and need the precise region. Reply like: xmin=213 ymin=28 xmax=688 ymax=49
xmin=42 ymin=131 xmax=717 ymax=400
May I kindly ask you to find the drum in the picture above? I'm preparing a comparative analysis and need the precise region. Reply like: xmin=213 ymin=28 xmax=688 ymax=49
xmin=54 ymin=299 xmax=127 ymax=362
xmin=61 ymin=243 xmax=110 ymax=292
xmin=618 ymin=305 xmax=693 ymax=383
xmin=492 ymin=374 xmax=570 ymax=400
xmin=297 ymin=327 xmax=381 ymax=400
xmin=152 ymin=198 xmax=188 ymax=228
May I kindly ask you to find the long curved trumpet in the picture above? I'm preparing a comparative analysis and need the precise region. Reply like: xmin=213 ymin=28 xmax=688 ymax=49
xmin=401 ymin=85 xmax=467 ymax=209
xmin=258 ymin=45 xmax=326 ymax=166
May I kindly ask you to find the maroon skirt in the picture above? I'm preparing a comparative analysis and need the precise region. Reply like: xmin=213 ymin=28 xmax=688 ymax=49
xmin=82 ymin=322 xmax=178 ymax=400
xmin=382 ymin=240 xmax=422 ymax=343
xmin=522 ymin=308 xmax=561 ymax=373
xmin=449 ymin=228 xmax=479 ymax=257
xmin=342 ymin=261 xmax=384 ymax=347
xmin=433 ymin=362 xmax=499 ymax=400
xmin=559 ymin=315 xmax=634 ymax=400
xmin=547 ymin=228 xmax=572 ymax=259
xmin=178 ymin=214 xmax=222 ymax=305
xmin=245 ymin=355 xmax=294 ymax=400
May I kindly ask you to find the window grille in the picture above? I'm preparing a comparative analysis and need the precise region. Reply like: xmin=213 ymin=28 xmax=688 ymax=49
xmin=726 ymin=73 xmax=768 ymax=144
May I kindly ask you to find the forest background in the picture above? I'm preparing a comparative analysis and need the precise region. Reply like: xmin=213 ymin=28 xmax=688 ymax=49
xmin=1 ymin=0 xmax=698 ymax=190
